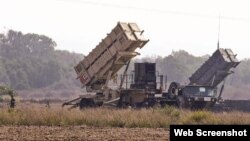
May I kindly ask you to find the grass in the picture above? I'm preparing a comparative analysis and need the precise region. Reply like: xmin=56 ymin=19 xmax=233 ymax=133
xmin=0 ymin=104 xmax=250 ymax=128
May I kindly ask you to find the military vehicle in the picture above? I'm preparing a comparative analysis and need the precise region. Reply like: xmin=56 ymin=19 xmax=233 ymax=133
xmin=63 ymin=22 xmax=150 ymax=109
xmin=63 ymin=22 xmax=240 ymax=109
xmin=164 ymin=48 xmax=240 ymax=108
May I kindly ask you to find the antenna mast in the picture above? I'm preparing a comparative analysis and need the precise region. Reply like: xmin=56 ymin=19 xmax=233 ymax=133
xmin=217 ymin=14 xmax=221 ymax=49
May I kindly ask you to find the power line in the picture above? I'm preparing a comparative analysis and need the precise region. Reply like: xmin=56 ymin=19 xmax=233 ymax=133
xmin=56 ymin=0 xmax=250 ymax=22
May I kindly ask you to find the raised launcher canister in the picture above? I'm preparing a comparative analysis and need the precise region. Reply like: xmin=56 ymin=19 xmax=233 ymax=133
xmin=74 ymin=22 xmax=149 ymax=91
xmin=189 ymin=48 xmax=240 ymax=87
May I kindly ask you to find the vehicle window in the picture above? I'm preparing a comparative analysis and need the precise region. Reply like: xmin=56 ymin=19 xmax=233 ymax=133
xmin=199 ymin=87 xmax=206 ymax=92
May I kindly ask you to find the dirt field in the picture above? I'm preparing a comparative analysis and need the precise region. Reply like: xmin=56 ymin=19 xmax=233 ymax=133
xmin=0 ymin=126 xmax=168 ymax=141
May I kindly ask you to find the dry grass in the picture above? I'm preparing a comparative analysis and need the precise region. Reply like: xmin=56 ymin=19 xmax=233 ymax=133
xmin=0 ymin=103 xmax=250 ymax=128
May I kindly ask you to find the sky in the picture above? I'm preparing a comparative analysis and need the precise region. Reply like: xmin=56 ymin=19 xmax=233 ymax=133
xmin=0 ymin=0 xmax=249 ymax=59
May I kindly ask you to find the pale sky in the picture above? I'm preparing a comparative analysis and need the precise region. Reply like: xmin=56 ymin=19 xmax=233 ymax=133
xmin=0 ymin=0 xmax=249 ymax=59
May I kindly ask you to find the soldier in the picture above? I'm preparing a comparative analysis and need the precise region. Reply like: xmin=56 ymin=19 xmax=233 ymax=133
xmin=46 ymin=100 xmax=50 ymax=108
xmin=10 ymin=95 xmax=15 ymax=108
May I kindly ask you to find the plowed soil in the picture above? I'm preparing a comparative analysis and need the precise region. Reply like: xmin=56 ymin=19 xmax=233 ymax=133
xmin=0 ymin=126 xmax=168 ymax=141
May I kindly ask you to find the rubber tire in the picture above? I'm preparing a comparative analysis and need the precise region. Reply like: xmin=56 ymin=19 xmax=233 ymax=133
xmin=79 ymin=98 xmax=96 ymax=109
xmin=168 ymin=82 xmax=180 ymax=99
xmin=177 ymin=96 xmax=186 ymax=109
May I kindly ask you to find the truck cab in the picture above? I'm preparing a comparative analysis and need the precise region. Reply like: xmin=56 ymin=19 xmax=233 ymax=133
xmin=180 ymin=85 xmax=218 ymax=108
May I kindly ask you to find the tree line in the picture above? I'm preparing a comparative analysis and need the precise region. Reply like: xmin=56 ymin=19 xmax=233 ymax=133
xmin=0 ymin=30 xmax=82 ymax=90
xmin=0 ymin=30 xmax=249 ymax=99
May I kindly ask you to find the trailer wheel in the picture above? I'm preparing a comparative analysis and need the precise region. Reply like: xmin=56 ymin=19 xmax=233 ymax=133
xmin=79 ymin=98 xmax=96 ymax=109
xmin=176 ymin=96 xmax=185 ymax=108
xmin=176 ymin=95 xmax=190 ymax=109
xmin=117 ymin=93 xmax=129 ymax=108
xmin=168 ymin=82 xmax=180 ymax=99
xmin=117 ymin=100 xmax=129 ymax=108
